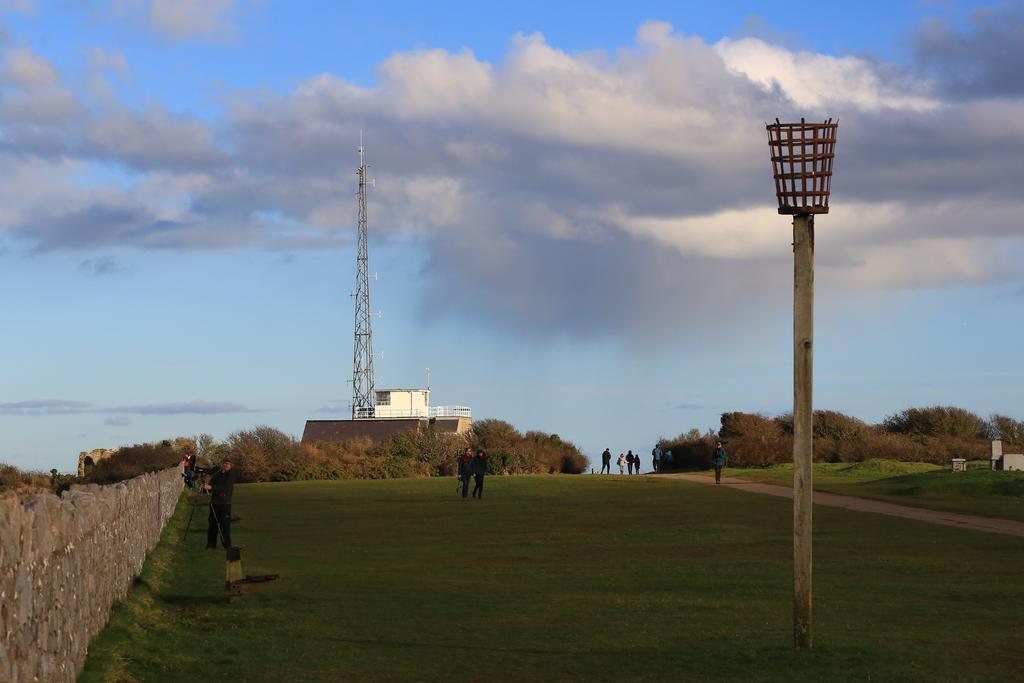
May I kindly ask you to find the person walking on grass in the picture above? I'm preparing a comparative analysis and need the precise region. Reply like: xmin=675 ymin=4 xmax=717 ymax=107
xmin=712 ymin=441 xmax=727 ymax=484
xmin=471 ymin=449 xmax=488 ymax=499
xmin=458 ymin=447 xmax=474 ymax=499
xmin=601 ymin=448 xmax=612 ymax=474
xmin=617 ymin=452 xmax=626 ymax=475
xmin=652 ymin=445 xmax=662 ymax=473
xmin=626 ymin=450 xmax=635 ymax=475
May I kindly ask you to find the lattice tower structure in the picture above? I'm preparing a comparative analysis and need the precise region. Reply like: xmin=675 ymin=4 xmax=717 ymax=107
xmin=351 ymin=137 xmax=375 ymax=419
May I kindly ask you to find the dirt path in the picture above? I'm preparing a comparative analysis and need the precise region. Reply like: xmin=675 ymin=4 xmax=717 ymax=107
xmin=656 ymin=473 xmax=1024 ymax=538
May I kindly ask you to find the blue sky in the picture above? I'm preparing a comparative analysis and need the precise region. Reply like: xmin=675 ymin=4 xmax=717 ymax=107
xmin=1 ymin=0 xmax=1022 ymax=472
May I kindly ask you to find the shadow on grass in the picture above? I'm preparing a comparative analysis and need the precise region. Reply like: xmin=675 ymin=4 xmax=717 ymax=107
xmin=322 ymin=635 xmax=634 ymax=657
xmin=160 ymin=594 xmax=212 ymax=608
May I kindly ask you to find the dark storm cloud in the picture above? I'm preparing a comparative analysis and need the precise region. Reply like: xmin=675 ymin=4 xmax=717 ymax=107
xmin=913 ymin=3 xmax=1024 ymax=98
xmin=835 ymin=103 xmax=1024 ymax=209
xmin=20 ymin=203 xmax=177 ymax=251
xmin=418 ymin=225 xmax=790 ymax=342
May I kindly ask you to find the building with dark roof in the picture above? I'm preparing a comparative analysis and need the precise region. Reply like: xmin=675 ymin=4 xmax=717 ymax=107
xmin=303 ymin=387 xmax=472 ymax=444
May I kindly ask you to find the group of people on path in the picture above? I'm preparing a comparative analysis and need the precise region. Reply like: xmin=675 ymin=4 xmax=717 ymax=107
xmin=600 ymin=449 xmax=646 ymax=475
xmin=457 ymin=447 xmax=488 ymax=499
xmin=599 ymin=446 xmax=676 ymax=474
xmin=650 ymin=446 xmax=674 ymax=472
xmin=598 ymin=442 xmax=728 ymax=480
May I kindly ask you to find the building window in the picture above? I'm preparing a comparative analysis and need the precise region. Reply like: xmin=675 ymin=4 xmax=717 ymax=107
xmin=376 ymin=392 xmax=390 ymax=406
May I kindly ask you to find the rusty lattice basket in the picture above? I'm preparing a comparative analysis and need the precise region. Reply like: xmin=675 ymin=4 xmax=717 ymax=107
xmin=766 ymin=118 xmax=838 ymax=215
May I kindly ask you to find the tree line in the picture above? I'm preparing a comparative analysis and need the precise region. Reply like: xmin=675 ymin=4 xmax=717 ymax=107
xmin=1 ymin=419 xmax=588 ymax=493
xmin=658 ymin=406 xmax=1022 ymax=469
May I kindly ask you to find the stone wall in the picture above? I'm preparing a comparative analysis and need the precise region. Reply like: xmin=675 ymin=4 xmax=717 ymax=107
xmin=0 ymin=467 xmax=183 ymax=682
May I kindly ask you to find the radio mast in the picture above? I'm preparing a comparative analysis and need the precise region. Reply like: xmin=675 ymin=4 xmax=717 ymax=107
xmin=351 ymin=132 xmax=375 ymax=419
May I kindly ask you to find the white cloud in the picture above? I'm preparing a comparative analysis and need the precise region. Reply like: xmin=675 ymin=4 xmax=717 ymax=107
xmin=380 ymin=47 xmax=495 ymax=118
xmin=0 ymin=47 xmax=56 ymax=86
xmin=88 ymin=47 xmax=131 ymax=78
xmin=147 ymin=0 xmax=236 ymax=40
xmin=609 ymin=198 xmax=1024 ymax=290
xmin=0 ymin=0 xmax=33 ymax=13
xmin=715 ymin=37 xmax=938 ymax=111
xmin=609 ymin=205 xmax=786 ymax=260
xmin=826 ymin=237 xmax=1011 ymax=291
xmin=85 ymin=106 xmax=226 ymax=169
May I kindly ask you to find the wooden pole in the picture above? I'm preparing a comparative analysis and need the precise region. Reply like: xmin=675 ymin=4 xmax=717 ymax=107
xmin=793 ymin=213 xmax=814 ymax=651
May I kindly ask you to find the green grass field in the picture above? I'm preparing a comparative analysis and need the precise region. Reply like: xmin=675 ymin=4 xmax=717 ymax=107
xmin=82 ymin=475 xmax=1024 ymax=682
xmin=695 ymin=460 xmax=1024 ymax=522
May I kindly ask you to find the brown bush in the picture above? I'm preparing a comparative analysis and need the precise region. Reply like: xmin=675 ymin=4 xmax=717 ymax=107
xmin=660 ymin=406 xmax=1002 ymax=468
xmin=81 ymin=442 xmax=182 ymax=485
xmin=0 ymin=463 xmax=54 ymax=493
xmin=883 ymin=406 xmax=987 ymax=439
xmin=465 ymin=420 xmax=587 ymax=474
xmin=225 ymin=426 xmax=296 ymax=482
xmin=658 ymin=430 xmax=717 ymax=469
xmin=778 ymin=410 xmax=869 ymax=441
xmin=989 ymin=414 xmax=1024 ymax=449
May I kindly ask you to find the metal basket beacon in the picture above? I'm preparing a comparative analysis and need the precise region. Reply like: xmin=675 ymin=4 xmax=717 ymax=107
xmin=765 ymin=117 xmax=839 ymax=652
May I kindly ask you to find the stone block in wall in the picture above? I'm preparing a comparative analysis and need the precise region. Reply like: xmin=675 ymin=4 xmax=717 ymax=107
xmin=0 ymin=467 xmax=183 ymax=682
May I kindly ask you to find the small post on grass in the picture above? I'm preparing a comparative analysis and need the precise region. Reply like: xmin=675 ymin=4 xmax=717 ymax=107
xmin=766 ymin=117 xmax=838 ymax=651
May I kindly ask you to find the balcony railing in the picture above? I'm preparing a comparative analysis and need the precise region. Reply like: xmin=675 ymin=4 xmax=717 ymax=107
xmin=429 ymin=406 xmax=472 ymax=418
xmin=352 ymin=405 xmax=472 ymax=419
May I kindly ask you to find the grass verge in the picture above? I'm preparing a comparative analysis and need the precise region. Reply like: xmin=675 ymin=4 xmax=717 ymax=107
xmin=695 ymin=459 xmax=1024 ymax=522
xmin=82 ymin=475 xmax=1024 ymax=681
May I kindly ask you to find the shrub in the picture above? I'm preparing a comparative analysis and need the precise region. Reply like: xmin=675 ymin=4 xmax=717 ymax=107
xmin=81 ymin=442 xmax=182 ymax=485
xmin=225 ymin=426 xmax=297 ymax=483
xmin=0 ymin=463 xmax=54 ymax=493
xmin=778 ymin=411 xmax=869 ymax=441
xmin=469 ymin=419 xmax=522 ymax=453
xmin=658 ymin=430 xmax=717 ymax=469
xmin=660 ymin=405 xmax=1008 ymax=469
xmin=989 ymin=414 xmax=1024 ymax=449
xmin=883 ymin=406 xmax=987 ymax=439
xmin=464 ymin=421 xmax=586 ymax=474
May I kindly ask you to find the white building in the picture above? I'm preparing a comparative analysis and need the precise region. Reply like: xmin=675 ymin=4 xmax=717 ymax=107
xmin=991 ymin=440 xmax=1024 ymax=472
xmin=371 ymin=388 xmax=471 ymax=420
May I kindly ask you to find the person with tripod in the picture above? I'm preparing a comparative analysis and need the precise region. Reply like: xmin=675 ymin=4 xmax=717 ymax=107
xmin=204 ymin=458 xmax=237 ymax=549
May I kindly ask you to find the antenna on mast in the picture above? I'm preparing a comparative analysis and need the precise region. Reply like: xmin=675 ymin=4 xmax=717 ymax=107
xmin=351 ymin=131 xmax=375 ymax=419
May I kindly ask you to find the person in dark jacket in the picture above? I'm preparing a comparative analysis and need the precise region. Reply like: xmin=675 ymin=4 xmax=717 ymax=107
xmin=471 ymin=449 xmax=487 ymax=499
xmin=601 ymin=448 xmax=612 ymax=474
xmin=712 ymin=441 xmax=727 ymax=484
xmin=458 ymin=447 xmax=474 ymax=499
xmin=182 ymin=450 xmax=198 ymax=489
xmin=204 ymin=459 xmax=237 ymax=549
xmin=626 ymin=450 xmax=634 ymax=475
